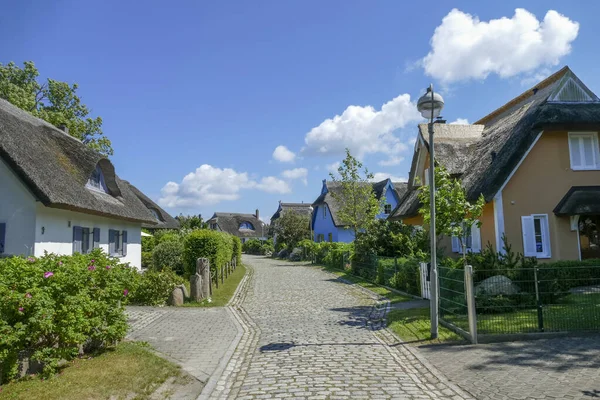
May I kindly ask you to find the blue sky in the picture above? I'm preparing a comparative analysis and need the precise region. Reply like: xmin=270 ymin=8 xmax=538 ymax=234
xmin=2 ymin=0 xmax=599 ymax=222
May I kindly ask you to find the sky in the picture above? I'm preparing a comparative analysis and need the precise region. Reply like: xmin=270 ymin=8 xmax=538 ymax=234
xmin=2 ymin=0 xmax=599 ymax=223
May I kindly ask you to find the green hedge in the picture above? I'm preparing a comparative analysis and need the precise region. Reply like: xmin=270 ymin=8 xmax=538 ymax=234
xmin=152 ymin=240 xmax=185 ymax=275
xmin=232 ymin=236 xmax=242 ymax=266
xmin=183 ymin=230 xmax=234 ymax=276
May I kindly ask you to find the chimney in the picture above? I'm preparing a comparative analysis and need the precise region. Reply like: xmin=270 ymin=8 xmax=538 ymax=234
xmin=255 ymin=209 xmax=259 ymax=220
xmin=434 ymin=118 xmax=446 ymax=124
xmin=58 ymin=124 xmax=69 ymax=134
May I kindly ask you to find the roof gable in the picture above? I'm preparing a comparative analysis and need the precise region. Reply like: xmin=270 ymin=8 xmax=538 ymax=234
xmin=547 ymin=71 xmax=599 ymax=103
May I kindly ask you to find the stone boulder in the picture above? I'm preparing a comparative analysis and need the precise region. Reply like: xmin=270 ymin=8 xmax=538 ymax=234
xmin=288 ymin=247 xmax=303 ymax=261
xmin=168 ymin=285 xmax=185 ymax=306
xmin=277 ymin=249 xmax=289 ymax=259
xmin=475 ymin=275 xmax=520 ymax=297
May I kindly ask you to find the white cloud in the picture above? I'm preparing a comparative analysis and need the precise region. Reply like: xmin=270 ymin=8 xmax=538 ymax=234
xmin=450 ymin=118 xmax=469 ymax=125
xmin=303 ymin=94 xmax=422 ymax=158
xmin=370 ymin=172 xmax=407 ymax=183
xmin=421 ymin=8 xmax=579 ymax=83
xmin=255 ymin=176 xmax=291 ymax=194
xmin=158 ymin=164 xmax=290 ymax=208
xmin=326 ymin=161 xmax=340 ymax=173
xmin=281 ymin=168 xmax=308 ymax=185
xmin=378 ymin=156 xmax=404 ymax=166
xmin=272 ymin=145 xmax=296 ymax=163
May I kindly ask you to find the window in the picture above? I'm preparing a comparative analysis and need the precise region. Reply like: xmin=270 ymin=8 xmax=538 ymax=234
xmin=568 ymin=132 xmax=599 ymax=170
xmin=384 ymin=204 xmax=392 ymax=214
xmin=0 ymin=222 xmax=5 ymax=254
xmin=579 ymin=216 xmax=600 ymax=259
xmin=149 ymin=208 xmax=162 ymax=221
xmin=521 ymin=214 xmax=551 ymax=258
xmin=322 ymin=206 xmax=327 ymax=219
xmin=451 ymin=222 xmax=481 ymax=253
xmin=109 ymin=229 xmax=127 ymax=257
xmin=328 ymin=233 xmax=333 ymax=242
xmin=73 ymin=226 xmax=99 ymax=254
xmin=317 ymin=234 xmax=325 ymax=242
xmin=239 ymin=222 xmax=255 ymax=230
xmin=86 ymin=165 xmax=109 ymax=193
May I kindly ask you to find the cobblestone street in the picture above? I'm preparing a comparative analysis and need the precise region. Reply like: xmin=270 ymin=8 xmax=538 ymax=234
xmin=214 ymin=255 xmax=470 ymax=400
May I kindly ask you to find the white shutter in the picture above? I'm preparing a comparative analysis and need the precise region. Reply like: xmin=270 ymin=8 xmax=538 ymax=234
xmin=521 ymin=216 xmax=536 ymax=256
xmin=451 ymin=235 xmax=460 ymax=253
xmin=471 ymin=222 xmax=481 ymax=253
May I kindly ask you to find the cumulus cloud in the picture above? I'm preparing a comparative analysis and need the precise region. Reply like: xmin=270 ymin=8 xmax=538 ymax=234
xmin=326 ymin=161 xmax=341 ymax=173
xmin=421 ymin=8 xmax=579 ymax=83
xmin=272 ymin=145 xmax=296 ymax=163
xmin=281 ymin=168 xmax=308 ymax=185
xmin=158 ymin=164 xmax=290 ymax=208
xmin=370 ymin=172 xmax=407 ymax=183
xmin=378 ymin=156 xmax=404 ymax=167
xmin=450 ymin=118 xmax=469 ymax=125
xmin=302 ymin=94 xmax=422 ymax=158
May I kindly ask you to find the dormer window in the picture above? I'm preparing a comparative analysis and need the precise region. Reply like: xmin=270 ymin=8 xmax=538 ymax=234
xmin=149 ymin=208 xmax=162 ymax=221
xmin=239 ymin=221 xmax=255 ymax=230
xmin=87 ymin=165 xmax=109 ymax=193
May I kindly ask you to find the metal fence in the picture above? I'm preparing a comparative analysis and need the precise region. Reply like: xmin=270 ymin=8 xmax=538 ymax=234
xmin=438 ymin=264 xmax=600 ymax=341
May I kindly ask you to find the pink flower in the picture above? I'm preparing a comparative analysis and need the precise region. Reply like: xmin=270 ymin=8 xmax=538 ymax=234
xmin=123 ymin=289 xmax=129 ymax=297
xmin=88 ymin=265 xmax=96 ymax=271
xmin=27 ymin=257 xmax=35 ymax=263
xmin=105 ymin=265 xmax=111 ymax=270
xmin=90 ymin=259 xmax=95 ymax=264
xmin=18 ymin=307 xmax=24 ymax=312
xmin=44 ymin=271 xmax=54 ymax=279
xmin=58 ymin=261 xmax=63 ymax=265
xmin=25 ymin=293 xmax=32 ymax=298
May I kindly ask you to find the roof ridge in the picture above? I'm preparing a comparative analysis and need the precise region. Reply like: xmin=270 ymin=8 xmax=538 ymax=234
xmin=474 ymin=66 xmax=570 ymax=125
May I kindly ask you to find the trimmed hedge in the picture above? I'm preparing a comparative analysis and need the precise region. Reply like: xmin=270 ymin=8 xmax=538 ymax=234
xmin=183 ymin=230 xmax=234 ymax=276
xmin=152 ymin=240 xmax=185 ymax=274
xmin=232 ymin=236 xmax=242 ymax=266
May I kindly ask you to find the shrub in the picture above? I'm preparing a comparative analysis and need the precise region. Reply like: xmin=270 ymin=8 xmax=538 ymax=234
xmin=129 ymin=269 xmax=184 ymax=307
xmin=141 ymin=251 xmax=153 ymax=269
xmin=141 ymin=233 xmax=155 ymax=253
xmin=387 ymin=258 xmax=421 ymax=296
xmin=243 ymin=239 xmax=263 ymax=255
xmin=0 ymin=250 xmax=138 ymax=380
xmin=183 ymin=230 xmax=234 ymax=276
xmin=232 ymin=236 xmax=242 ymax=266
xmin=261 ymin=239 xmax=274 ymax=255
xmin=152 ymin=240 xmax=185 ymax=275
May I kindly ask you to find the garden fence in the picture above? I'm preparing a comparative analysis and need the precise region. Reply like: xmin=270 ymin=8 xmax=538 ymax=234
xmin=438 ymin=264 xmax=600 ymax=342
xmin=210 ymin=257 xmax=238 ymax=290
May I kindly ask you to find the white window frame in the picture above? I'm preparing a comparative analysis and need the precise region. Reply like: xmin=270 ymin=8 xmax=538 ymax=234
xmin=521 ymin=214 xmax=551 ymax=259
xmin=568 ymin=132 xmax=600 ymax=171
xmin=451 ymin=221 xmax=481 ymax=254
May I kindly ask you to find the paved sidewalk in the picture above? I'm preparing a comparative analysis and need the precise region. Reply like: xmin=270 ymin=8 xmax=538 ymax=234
xmin=127 ymin=306 xmax=240 ymax=384
xmin=417 ymin=336 xmax=600 ymax=400
xmin=218 ymin=256 xmax=471 ymax=400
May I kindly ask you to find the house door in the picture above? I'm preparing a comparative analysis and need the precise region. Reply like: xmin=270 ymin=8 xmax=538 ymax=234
xmin=579 ymin=216 xmax=600 ymax=259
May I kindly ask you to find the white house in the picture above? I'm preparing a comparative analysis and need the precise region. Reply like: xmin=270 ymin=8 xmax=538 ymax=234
xmin=0 ymin=98 xmax=162 ymax=269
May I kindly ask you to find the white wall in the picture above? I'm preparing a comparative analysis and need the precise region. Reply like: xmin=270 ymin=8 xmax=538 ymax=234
xmin=34 ymin=205 xmax=143 ymax=269
xmin=0 ymin=157 xmax=37 ymax=256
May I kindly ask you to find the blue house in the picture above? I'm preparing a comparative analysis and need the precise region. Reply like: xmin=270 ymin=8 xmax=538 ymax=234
xmin=311 ymin=179 xmax=408 ymax=243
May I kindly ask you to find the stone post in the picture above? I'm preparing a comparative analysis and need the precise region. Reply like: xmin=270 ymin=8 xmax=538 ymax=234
xmin=190 ymin=263 xmax=203 ymax=302
xmin=196 ymin=257 xmax=211 ymax=297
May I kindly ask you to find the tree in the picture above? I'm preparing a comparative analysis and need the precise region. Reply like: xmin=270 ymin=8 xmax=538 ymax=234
xmin=0 ymin=61 xmax=112 ymax=155
xmin=329 ymin=149 xmax=381 ymax=239
xmin=273 ymin=211 xmax=310 ymax=250
xmin=176 ymin=214 xmax=206 ymax=230
xmin=418 ymin=165 xmax=485 ymax=263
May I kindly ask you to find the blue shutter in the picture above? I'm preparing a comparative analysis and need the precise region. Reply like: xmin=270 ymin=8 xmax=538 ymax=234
xmin=93 ymin=228 xmax=100 ymax=249
xmin=0 ymin=223 xmax=6 ymax=254
xmin=122 ymin=231 xmax=128 ymax=256
xmin=108 ymin=229 xmax=116 ymax=255
xmin=73 ymin=226 xmax=83 ymax=254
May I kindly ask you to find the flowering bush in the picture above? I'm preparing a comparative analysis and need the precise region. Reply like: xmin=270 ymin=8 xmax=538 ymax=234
xmin=129 ymin=269 xmax=184 ymax=306
xmin=0 ymin=250 xmax=138 ymax=381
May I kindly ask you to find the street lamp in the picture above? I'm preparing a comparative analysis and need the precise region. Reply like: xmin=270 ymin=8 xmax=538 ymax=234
xmin=417 ymin=84 xmax=444 ymax=339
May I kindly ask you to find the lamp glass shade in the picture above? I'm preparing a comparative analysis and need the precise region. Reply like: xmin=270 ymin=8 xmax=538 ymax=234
xmin=417 ymin=90 xmax=444 ymax=119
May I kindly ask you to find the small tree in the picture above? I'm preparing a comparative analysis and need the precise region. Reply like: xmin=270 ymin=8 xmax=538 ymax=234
xmin=329 ymin=149 xmax=381 ymax=239
xmin=418 ymin=166 xmax=485 ymax=263
xmin=273 ymin=211 xmax=311 ymax=250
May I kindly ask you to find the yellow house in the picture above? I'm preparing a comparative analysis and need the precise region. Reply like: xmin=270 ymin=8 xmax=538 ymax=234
xmin=390 ymin=66 xmax=600 ymax=262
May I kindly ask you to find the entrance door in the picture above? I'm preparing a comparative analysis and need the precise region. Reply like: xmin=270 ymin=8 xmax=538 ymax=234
xmin=579 ymin=216 xmax=600 ymax=259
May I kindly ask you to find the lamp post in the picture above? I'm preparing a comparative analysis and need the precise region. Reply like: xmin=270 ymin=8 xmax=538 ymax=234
xmin=417 ymin=84 xmax=444 ymax=339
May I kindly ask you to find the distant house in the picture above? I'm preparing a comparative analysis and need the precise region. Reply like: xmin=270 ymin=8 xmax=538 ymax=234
xmin=125 ymin=182 xmax=180 ymax=231
xmin=312 ymin=179 xmax=408 ymax=243
xmin=391 ymin=66 xmax=600 ymax=261
xmin=0 ymin=98 xmax=157 ymax=268
xmin=207 ymin=210 xmax=267 ymax=243
xmin=270 ymin=201 xmax=313 ymax=244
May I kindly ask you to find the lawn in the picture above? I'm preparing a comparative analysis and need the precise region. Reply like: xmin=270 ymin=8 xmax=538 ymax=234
xmin=387 ymin=307 xmax=462 ymax=344
xmin=316 ymin=264 xmax=412 ymax=304
xmin=0 ymin=342 xmax=184 ymax=400
xmin=182 ymin=264 xmax=246 ymax=307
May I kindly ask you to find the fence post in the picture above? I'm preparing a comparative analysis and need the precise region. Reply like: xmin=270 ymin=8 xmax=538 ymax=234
xmin=221 ymin=265 xmax=224 ymax=285
xmin=534 ymin=267 xmax=544 ymax=332
xmin=465 ymin=265 xmax=478 ymax=344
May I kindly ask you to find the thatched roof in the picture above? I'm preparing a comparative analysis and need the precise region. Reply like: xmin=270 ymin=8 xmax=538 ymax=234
xmin=393 ymin=182 xmax=408 ymax=200
xmin=206 ymin=212 xmax=266 ymax=238
xmin=312 ymin=179 xmax=404 ymax=227
xmin=125 ymin=182 xmax=180 ymax=229
xmin=554 ymin=186 xmax=600 ymax=216
xmin=271 ymin=202 xmax=312 ymax=221
xmin=0 ymin=98 xmax=156 ymax=224
xmin=391 ymin=66 xmax=600 ymax=220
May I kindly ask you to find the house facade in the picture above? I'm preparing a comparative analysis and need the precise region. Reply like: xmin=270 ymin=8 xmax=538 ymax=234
xmin=312 ymin=179 xmax=408 ymax=243
xmin=207 ymin=210 xmax=267 ymax=243
xmin=0 ymin=98 xmax=158 ymax=268
xmin=391 ymin=67 xmax=600 ymax=262
xmin=270 ymin=201 xmax=313 ymax=244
